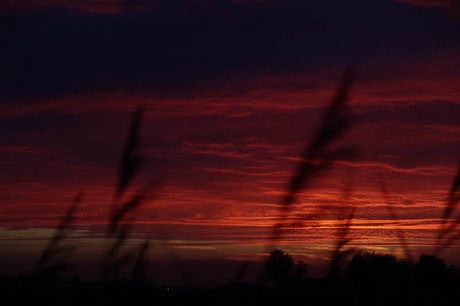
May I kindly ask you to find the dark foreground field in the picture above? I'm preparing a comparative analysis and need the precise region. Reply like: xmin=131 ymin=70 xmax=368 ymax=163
xmin=2 ymin=279 xmax=460 ymax=306
xmin=2 ymin=252 xmax=460 ymax=306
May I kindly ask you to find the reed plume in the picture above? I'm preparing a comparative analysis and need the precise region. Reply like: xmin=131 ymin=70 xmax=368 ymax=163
xmin=272 ymin=68 xmax=356 ymax=242
xmin=102 ymin=106 xmax=156 ymax=281
xmin=434 ymin=158 xmax=460 ymax=255
xmin=34 ymin=191 xmax=82 ymax=281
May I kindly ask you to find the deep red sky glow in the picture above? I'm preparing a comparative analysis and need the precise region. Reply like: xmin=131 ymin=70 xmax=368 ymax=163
xmin=0 ymin=0 xmax=459 ymax=284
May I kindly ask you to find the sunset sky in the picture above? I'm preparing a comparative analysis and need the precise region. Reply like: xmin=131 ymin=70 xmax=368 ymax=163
xmin=0 ymin=0 xmax=459 ymax=285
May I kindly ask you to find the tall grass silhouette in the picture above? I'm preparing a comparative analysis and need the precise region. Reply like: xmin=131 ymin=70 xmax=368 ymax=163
xmin=271 ymin=68 xmax=357 ymax=245
xmin=434 ymin=158 xmax=460 ymax=256
xmin=328 ymin=209 xmax=355 ymax=277
xmin=379 ymin=179 xmax=412 ymax=261
xmin=130 ymin=237 xmax=151 ymax=284
xmin=328 ymin=179 xmax=356 ymax=278
xmin=114 ymin=106 xmax=144 ymax=204
xmin=102 ymin=106 xmax=155 ymax=281
xmin=384 ymin=156 xmax=460 ymax=260
xmin=34 ymin=190 xmax=82 ymax=282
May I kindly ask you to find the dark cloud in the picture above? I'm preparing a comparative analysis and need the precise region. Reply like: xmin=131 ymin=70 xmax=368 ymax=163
xmin=0 ymin=0 xmax=458 ymax=101
xmin=357 ymin=100 xmax=460 ymax=127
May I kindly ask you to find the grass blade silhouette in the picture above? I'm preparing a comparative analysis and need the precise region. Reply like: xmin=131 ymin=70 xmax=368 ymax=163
xmin=130 ymin=236 xmax=150 ymax=284
xmin=272 ymin=68 xmax=356 ymax=242
xmin=328 ymin=208 xmax=355 ymax=278
xmin=113 ymin=106 xmax=144 ymax=208
xmin=109 ymin=181 xmax=158 ymax=233
xmin=283 ymin=68 xmax=355 ymax=207
xmin=438 ymin=158 xmax=460 ymax=233
xmin=103 ymin=106 xmax=152 ymax=281
xmin=435 ymin=158 xmax=460 ymax=255
xmin=34 ymin=190 xmax=82 ymax=280
xmin=379 ymin=179 xmax=412 ymax=261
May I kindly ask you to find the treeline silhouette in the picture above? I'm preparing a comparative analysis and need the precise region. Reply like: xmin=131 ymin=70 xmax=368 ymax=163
xmin=2 ymin=250 xmax=460 ymax=305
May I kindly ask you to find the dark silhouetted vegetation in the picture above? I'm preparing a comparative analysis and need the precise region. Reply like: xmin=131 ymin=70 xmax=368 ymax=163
xmin=33 ymin=191 xmax=82 ymax=284
xmin=3 ymin=72 xmax=460 ymax=305
xmin=102 ymin=106 xmax=156 ymax=282
xmin=435 ymin=158 xmax=460 ymax=255
xmin=264 ymin=249 xmax=308 ymax=287
xmin=272 ymin=68 xmax=357 ymax=243
xmin=2 ymin=250 xmax=459 ymax=305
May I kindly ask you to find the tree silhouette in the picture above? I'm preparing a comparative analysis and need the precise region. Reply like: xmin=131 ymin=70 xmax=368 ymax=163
xmin=344 ymin=252 xmax=411 ymax=299
xmin=264 ymin=249 xmax=308 ymax=286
